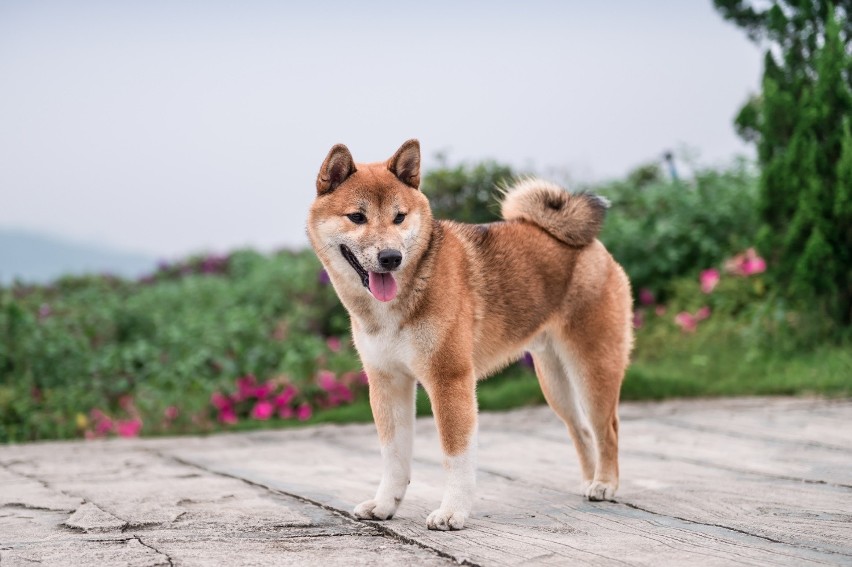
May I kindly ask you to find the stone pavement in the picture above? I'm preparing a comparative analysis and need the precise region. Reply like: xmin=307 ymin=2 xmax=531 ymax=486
xmin=1 ymin=397 xmax=851 ymax=566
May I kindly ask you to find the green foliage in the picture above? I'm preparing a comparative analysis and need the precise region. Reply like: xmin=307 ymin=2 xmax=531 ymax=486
xmin=715 ymin=1 xmax=852 ymax=324
xmin=0 ymin=249 xmax=352 ymax=442
xmin=713 ymin=0 xmax=851 ymax=56
xmin=596 ymin=160 xmax=759 ymax=297
xmin=421 ymin=155 xmax=517 ymax=223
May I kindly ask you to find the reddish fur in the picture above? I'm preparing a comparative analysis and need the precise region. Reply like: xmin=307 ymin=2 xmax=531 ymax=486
xmin=308 ymin=140 xmax=632 ymax=493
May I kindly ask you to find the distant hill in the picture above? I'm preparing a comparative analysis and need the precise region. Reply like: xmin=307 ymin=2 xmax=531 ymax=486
xmin=0 ymin=228 xmax=157 ymax=284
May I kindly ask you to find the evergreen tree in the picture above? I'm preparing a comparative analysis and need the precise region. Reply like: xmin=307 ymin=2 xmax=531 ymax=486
xmin=715 ymin=1 xmax=852 ymax=324
xmin=835 ymin=118 xmax=852 ymax=318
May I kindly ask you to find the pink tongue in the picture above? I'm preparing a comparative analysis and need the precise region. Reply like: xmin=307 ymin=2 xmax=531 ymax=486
xmin=368 ymin=272 xmax=398 ymax=302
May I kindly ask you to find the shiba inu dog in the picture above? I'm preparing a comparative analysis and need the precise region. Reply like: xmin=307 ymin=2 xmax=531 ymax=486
xmin=307 ymin=139 xmax=632 ymax=531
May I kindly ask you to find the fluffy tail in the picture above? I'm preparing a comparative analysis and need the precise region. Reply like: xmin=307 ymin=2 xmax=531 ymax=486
xmin=499 ymin=178 xmax=609 ymax=247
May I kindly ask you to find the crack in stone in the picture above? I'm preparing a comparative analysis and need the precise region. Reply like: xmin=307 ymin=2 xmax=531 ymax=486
xmin=133 ymin=535 xmax=174 ymax=567
xmin=1 ymin=502 xmax=73 ymax=513
xmin=0 ymin=460 xmax=85 ymax=509
xmin=152 ymin=449 xmax=482 ymax=567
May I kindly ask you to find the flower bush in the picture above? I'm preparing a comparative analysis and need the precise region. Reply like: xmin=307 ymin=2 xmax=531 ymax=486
xmin=634 ymin=248 xmax=767 ymax=336
xmin=0 ymin=249 xmax=358 ymax=442
xmin=597 ymin=160 xmax=760 ymax=301
xmin=207 ymin=370 xmax=368 ymax=427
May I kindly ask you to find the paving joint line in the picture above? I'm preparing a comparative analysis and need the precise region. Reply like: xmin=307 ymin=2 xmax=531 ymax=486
xmin=655 ymin=417 xmax=852 ymax=453
xmin=151 ymin=449 xmax=480 ymax=567
xmin=618 ymin=500 xmax=852 ymax=559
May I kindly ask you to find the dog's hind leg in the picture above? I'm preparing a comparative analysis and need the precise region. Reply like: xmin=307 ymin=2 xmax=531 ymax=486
xmin=530 ymin=337 xmax=596 ymax=488
xmin=353 ymin=367 xmax=416 ymax=521
xmin=554 ymin=279 xmax=631 ymax=501
xmin=554 ymin=342 xmax=622 ymax=501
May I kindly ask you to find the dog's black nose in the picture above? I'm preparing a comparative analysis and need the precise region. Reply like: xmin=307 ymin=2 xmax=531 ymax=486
xmin=378 ymin=249 xmax=402 ymax=270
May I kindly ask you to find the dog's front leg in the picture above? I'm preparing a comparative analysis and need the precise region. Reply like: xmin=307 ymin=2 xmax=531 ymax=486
xmin=424 ymin=371 xmax=478 ymax=531
xmin=353 ymin=367 xmax=416 ymax=521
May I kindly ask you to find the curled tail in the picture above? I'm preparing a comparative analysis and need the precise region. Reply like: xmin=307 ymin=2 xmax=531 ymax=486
xmin=500 ymin=177 xmax=609 ymax=247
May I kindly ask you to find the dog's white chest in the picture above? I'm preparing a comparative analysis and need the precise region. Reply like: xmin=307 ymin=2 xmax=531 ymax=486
xmin=353 ymin=316 xmax=419 ymax=376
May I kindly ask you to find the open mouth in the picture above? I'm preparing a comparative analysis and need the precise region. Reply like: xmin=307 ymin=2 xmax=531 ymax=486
xmin=339 ymin=244 xmax=398 ymax=302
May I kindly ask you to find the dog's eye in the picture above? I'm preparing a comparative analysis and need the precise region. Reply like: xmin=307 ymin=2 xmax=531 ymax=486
xmin=393 ymin=213 xmax=406 ymax=225
xmin=347 ymin=213 xmax=367 ymax=225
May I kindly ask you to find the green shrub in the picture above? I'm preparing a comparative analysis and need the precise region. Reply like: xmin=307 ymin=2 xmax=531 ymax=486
xmin=0 ymin=249 xmax=357 ymax=442
xmin=421 ymin=155 xmax=518 ymax=223
xmin=597 ymin=160 xmax=759 ymax=299
xmin=716 ymin=2 xmax=852 ymax=325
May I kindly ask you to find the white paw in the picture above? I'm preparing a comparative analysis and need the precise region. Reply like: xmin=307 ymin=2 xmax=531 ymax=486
xmin=353 ymin=499 xmax=397 ymax=520
xmin=426 ymin=507 xmax=468 ymax=531
xmin=585 ymin=480 xmax=617 ymax=501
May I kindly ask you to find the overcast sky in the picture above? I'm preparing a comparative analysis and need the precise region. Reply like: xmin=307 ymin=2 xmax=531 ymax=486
xmin=0 ymin=1 xmax=763 ymax=259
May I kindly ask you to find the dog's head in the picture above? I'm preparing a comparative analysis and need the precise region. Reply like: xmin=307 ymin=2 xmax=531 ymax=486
xmin=307 ymin=139 xmax=432 ymax=303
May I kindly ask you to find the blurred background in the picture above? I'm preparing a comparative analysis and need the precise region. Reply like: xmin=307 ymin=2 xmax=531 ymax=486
xmin=1 ymin=1 xmax=849 ymax=442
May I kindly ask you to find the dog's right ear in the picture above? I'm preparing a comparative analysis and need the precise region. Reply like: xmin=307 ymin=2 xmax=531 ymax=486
xmin=317 ymin=144 xmax=356 ymax=195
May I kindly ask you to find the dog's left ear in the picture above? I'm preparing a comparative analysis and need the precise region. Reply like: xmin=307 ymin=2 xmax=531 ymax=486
xmin=388 ymin=139 xmax=421 ymax=189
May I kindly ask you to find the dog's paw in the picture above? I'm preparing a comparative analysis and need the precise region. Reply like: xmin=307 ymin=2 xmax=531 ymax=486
xmin=353 ymin=499 xmax=396 ymax=521
xmin=585 ymin=480 xmax=617 ymax=501
xmin=426 ymin=507 xmax=468 ymax=531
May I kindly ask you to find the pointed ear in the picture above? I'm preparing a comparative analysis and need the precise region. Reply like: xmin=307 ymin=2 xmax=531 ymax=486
xmin=387 ymin=139 xmax=421 ymax=189
xmin=316 ymin=144 xmax=356 ymax=195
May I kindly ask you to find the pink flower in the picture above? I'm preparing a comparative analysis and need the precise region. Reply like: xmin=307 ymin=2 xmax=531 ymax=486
xmin=326 ymin=336 xmax=342 ymax=353
xmin=218 ymin=406 xmax=238 ymax=425
xmin=235 ymin=375 xmax=258 ymax=401
xmin=725 ymin=248 xmax=767 ymax=276
xmin=329 ymin=384 xmax=353 ymax=406
xmin=251 ymin=400 xmax=274 ymax=420
xmin=116 ymin=419 xmax=142 ymax=438
xmin=164 ymin=406 xmax=179 ymax=420
xmin=95 ymin=417 xmax=114 ymax=435
xmin=210 ymin=392 xmax=231 ymax=411
xmin=274 ymin=386 xmax=297 ymax=408
xmin=38 ymin=303 xmax=52 ymax=319
xmin=742 ymin=256 xmax=766 ymax=276
xmin=252 ymin=380 xmax=275 ymax=399
xmin=632 ymin=309 xmax=644 ymax=329
xmin=696 ymin=306 xmax=711 ymax=321
xmin=278 ymin=406 xmax=294 ymax=419
xmin=90 ymin=408 xmax=106 ymax=421
xmin=317 ymin=370 xmax=337 ymax=392
xmin=317 ymin=371 xmax=353 ymax=407
xmin=674 ymin=312 xmax=697 ymax=333
xmin=296 ymin=403 xmax=312 ymax=421
xmin=638 ymin=288 xmax=655 ymax=306
xmin=655 ymin=305 xmax=667 ymax=317
xmin=700 ymin=269 xmax=720 ymax=294
xmin=118 ymin=395 xmax=135 ymax=411
xmin=355 ymin=371 xmax=369 ymax=386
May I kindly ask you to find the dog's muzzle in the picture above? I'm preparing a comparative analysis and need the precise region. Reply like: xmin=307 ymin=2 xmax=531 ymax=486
xmin=340 ymin=244 xmax=369 ymax=288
